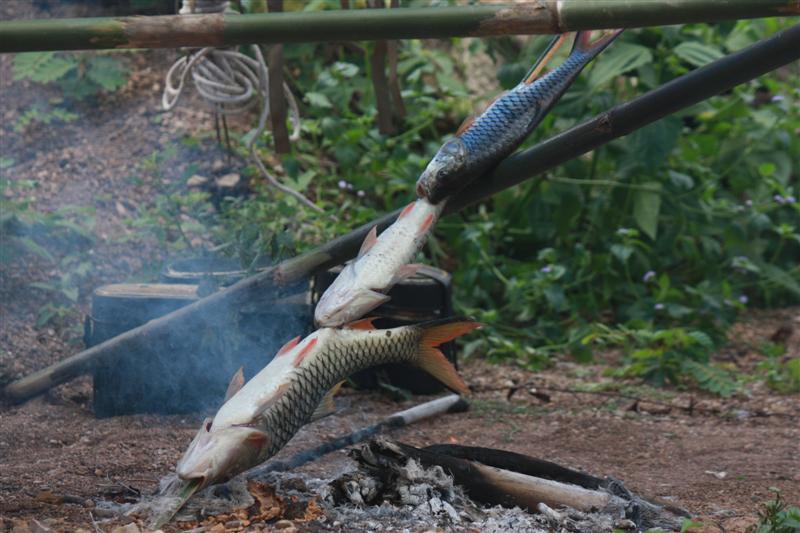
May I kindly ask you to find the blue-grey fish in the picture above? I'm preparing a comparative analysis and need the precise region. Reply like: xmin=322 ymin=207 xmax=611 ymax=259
xmin=416 ymin=30 xmax=623 ymax=204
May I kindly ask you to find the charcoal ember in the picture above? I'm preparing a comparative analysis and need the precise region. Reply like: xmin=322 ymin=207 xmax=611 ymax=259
xmin=330 ymin=472 xmax=383 ymax=505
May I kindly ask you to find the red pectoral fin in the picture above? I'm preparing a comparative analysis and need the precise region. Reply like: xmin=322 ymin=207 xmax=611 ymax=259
xmin=418 ymin=213 xmax=435 ymax=236
xmin=399 ymin=201 xmax=416 ymax=219
xmin=276 ymin=336 xmax=301 ymax=357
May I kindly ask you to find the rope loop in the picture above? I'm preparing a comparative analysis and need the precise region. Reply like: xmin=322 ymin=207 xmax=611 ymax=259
xmin=162 ymin=0 xmax=317 ymax=210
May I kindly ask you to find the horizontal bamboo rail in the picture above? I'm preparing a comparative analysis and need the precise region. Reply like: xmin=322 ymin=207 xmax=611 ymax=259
xmin=1 ymin=1 xmax=798 ymax=53
xmin=4 ymin=22 xmax=798 ymax=403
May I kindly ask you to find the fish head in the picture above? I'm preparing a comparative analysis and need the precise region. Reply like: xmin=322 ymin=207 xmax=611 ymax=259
xmin=314 ymin=284 xmax=390 ymax=328
xmin=416 ymin=138 xmax=467 ymax=199
xmin=315 ymin=263 xmax=390 ymax=327
xmin=176 ymin=418 xmax=270 ymax=490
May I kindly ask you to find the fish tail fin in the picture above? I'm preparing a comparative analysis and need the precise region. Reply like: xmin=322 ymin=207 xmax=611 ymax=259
xmin=414 ymin=318 xmax=480 ymax=395
xmin=524 ymin=33 xmax=570 ymax=84
xmin=571 ymin=29 xmax=624 ymax=59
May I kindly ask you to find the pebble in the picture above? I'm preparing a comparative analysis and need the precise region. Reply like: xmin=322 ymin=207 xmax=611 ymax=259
xmin=274 ymin=520 xmax=296 ymax=531
xmin=110 ymin=524 xmax=141 ymax=533
xmin=187 ymin=174 xmax=209 ymax=187
xmin=216 ymin=173 xmax=240 ymax=188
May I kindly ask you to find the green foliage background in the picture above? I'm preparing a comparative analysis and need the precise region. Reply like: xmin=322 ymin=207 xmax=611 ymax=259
xmin=204 ymin=18 xmax=799 ymax=394
xmin=3 ymin=11 xmax=799 ymax=394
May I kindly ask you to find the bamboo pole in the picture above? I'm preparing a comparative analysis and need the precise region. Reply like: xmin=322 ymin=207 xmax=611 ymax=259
xmin=3 ymin=23 xmax=799 ymax=403
xmin=0 ymin=1 xmax=798 ymax=54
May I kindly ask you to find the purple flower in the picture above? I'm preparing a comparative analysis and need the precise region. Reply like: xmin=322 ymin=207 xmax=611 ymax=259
xmin=643 ymin=270 xmax=656 ymax=282
xmin=738 ymin=295 xmax=749 ymax=304
xmin=772 ymin=95 xmax=785 ymax=103
xmin=787 ymin=196 xmax=796 ymax=204
xmin=654 ymin=303 xmax=665 ymax=310
xmin=540 ymin=265 xmax=553 ymax=274
xmin=357 ymin=190 xmax=365 ymax=198
xmin=774 ymin=194 xmax=786 ymax=205
xmin=338 ymin=180 xmax=348 ymax=189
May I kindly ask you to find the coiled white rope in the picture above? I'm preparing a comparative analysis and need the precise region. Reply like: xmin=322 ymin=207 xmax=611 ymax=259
xmin=162 ymin=0 xmax=320 ymax=211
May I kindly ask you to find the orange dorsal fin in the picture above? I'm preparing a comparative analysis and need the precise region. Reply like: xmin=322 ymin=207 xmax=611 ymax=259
xmin=276 ymin=335 xmax=301 ymax=357
xmin=293 ymin=337 xmax=318 ymax=366
xmin=399 ymin=201 xmax=416 ymax=219
xmin=456 ymin=115 xmax=476 ymax=135
xmin=224 ymin=367 xmax=245 ymax=402
xmin=346 ymin=317 xmax=378 ymax=330
xmin=358 ymin=226 xmax=378 ymax=258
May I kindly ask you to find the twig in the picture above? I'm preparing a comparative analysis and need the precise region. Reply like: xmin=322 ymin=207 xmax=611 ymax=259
xmin=473 ymin=381 xmax=800 ymax=419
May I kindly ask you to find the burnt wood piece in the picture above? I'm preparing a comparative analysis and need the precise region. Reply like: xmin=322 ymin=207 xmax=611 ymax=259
xmin=354 ymin=439 xmax=617 ymax=512
xmin=352 ymin=438 xmax=688 ymax=530
xmin=423 ymin=444 xmax=604 ymax=489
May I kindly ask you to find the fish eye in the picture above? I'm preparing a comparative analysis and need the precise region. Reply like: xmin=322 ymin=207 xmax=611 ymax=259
xmin=205 ymin=421 xmax=213 ymax=432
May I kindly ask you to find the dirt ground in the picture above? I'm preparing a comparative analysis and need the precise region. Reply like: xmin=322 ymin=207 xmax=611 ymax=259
xmin=2 ymin=5 xmax=800 ymax=533
xmin=1 ymin=325 xmax=799 ymax=532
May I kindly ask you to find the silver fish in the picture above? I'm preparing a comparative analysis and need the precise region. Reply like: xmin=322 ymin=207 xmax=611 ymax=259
xmin=314 ymin=198 xmax=444 ymax=327
xmin=176 ymin=318 xmax=477 ymax=490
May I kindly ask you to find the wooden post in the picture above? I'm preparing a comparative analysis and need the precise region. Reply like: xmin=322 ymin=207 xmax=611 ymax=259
xmin=267 ymin=0 xmax=291 ymax=154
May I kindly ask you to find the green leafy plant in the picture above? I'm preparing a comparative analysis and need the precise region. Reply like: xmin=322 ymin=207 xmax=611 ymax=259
xmin=1 ymin=178 xmax=96 ymax=330
xmin=130 ymin=20 xmax=798 ymax=396
xmin=747 ymin=489 xmax=800 ymax=533
xmin=13 ymin=52 xmax=128 ymax=98
xmin=757 ymin=343 xmax=800 ymax=394
xmin=12 ymin=51 xmax=128 ymax=130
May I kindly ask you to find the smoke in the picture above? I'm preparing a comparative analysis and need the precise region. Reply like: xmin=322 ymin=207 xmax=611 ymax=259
xmin=0 ymin=0 xmax=313 ymax=416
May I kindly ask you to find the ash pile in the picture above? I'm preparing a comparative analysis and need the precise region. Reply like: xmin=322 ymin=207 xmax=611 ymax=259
xmin=125 ymin=437 xmax=687 ymax=532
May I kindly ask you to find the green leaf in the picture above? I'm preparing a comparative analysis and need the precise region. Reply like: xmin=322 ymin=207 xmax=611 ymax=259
xmin=610 ymin=244 xmax=633 ymax=264
xmin=86 ymin=56 xmax=127 ymax=91
xmin=587 ymin=43 xmax=652 ymax=88
xmin=18 ymin=238 xmax=55 ymax=262
xmin=633 ymin=182 xmax=662 ymax=240
xmin=332 ymin=62 xmax=359 ymax=78
xmin=759 ymin=263 xmax=800 ymax=297
xmin=305 ymin=91 xmax=333 ymax=108
xmin=674 ymin=42 xmax=725 ymax=67
xmin=627 ymin=117 xmax=682 ymax=172
xmin=13 ymin=52 xmax=75 ymax=83
xmin=668 ymin=171 xmax=694 ymax=190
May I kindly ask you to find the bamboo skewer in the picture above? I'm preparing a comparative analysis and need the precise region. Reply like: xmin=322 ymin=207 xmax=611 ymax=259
xmin=0 ymin=1 xmax=797 ymax=54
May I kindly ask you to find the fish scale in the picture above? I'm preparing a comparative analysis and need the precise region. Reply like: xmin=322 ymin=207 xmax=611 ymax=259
xmin=259 ymin=328 xmax=423 ymax=458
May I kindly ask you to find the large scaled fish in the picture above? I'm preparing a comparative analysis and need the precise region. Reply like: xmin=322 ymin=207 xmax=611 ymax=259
xmin=416 ymin=29 xmax=623 ymax=204
xmin=176 ymin=318 xmax=478 ymax=490
xmin=314 ymin=197 xmax=443 ymax=327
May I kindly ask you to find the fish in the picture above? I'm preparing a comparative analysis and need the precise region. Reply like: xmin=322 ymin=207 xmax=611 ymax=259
xmin=314 ymin=197 xmax=444 ymax=327
xmin=415 ymin=29 xmax=624 ymax=204
xmin=176 ymin=318 xmax=478 ymax=490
